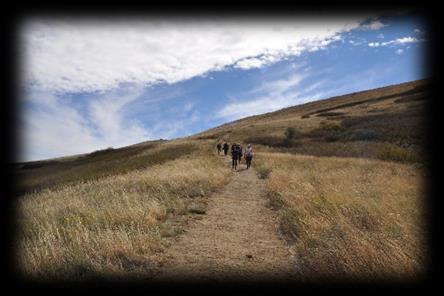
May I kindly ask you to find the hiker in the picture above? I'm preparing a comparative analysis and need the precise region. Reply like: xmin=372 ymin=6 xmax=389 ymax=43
xmin=216 ymin=142 xmax=222 ymax=155
xmin=245 ymin=144 xmax=254 ymax=169
xmin=238 ymin=144 xmax=243 ymax=163
xmin=231 ymin=143 xmax=241 ymax=170
xmin=223 ymin=142 xmax=229 ymax=156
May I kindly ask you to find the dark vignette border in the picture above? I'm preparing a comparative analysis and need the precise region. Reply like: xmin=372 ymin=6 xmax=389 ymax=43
xmin=1 ymin=1 xmax=441 ymax=294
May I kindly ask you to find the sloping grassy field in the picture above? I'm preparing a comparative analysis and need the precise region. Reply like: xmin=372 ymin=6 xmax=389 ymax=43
xmin=16 ymin=140 xmax=232 ymax=280
xmin=15 ymin=79 xmax=429 ymax=281
xmin=255 ymin=152 xmax=426 ymax=280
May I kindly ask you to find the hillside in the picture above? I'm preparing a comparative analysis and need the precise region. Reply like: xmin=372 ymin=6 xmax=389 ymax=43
xmin=192 ymin=79 xmax=428 ymax=162
xmin=15 ymin=79 xmax=429 ymax=281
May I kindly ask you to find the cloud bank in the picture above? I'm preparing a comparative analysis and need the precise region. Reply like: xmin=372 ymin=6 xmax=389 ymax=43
xmin=21 ymin=17 xmax=366 ymax=94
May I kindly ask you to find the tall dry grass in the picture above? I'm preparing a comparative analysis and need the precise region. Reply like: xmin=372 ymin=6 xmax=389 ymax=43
xmin=254 ymin=152 xmax=426 ymax=280
xmin=16 ymin=141 xmax=197 ymax=195
xmin=16 ymin=141 xmax=231 ymax=280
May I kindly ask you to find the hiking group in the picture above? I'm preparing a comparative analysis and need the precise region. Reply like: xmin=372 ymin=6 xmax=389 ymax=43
xmin=217 ymin=141 xmax=254 ymax=170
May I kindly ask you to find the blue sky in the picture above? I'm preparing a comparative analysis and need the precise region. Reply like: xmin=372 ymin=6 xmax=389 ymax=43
xmin=19 ymin=11 xmax=428 ymax=161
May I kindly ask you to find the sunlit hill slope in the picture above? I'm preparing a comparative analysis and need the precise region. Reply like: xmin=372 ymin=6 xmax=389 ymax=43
xmin=15 ymin=79 xmax=429 ymax=280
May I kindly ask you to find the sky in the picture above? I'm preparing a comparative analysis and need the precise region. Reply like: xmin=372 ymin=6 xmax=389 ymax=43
xmin=18 ymin=11 xmax=428 ymax=162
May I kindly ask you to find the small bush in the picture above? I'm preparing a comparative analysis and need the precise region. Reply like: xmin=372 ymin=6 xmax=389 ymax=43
xmin=284 ymin=127 xmax=297 ymax=140
xmin=279 ymin=210 xmax=300 ymax=245
xmin=316 ymin=111 xmax=345 ymax=117
xmin=301 ymin=114 xmax=310 ymax=119
xmin=341 ymin=206 xmax=379 ymax=232
xmin=257 ymin=166 xmax=272 ymax=179
xmin=282 ymin=138 xmax=297 ymax=147
xmin=245 ymin=135 xmax=282 ymax=147
xmin=188 ymin=207 xmax=206 ymax=215
xmin=341 ymin=116 xmax=366 ymax=128
xmin=197 ymin=135 xmax=218 ymax=140
xmin=348 ymin=129 xmax=378 ymax=141
xmin=306 ymin=123 xmax=345 ymax=139
xmin=377 ymin=144 xmax=420 ymax=163
xmin=325 ymin=135 xmax=341 ymax=142
xmin=89 ymin=147 xmax=114 ymax=156
xmin=394 ymin=93 xmax=427 ymax=103
xmin=282 ymin=127 xmax=302 ymax=147
xmin=266 ymin=191 xmax=285 ymax=210
xmin=20 ymin=162 xmax=45 ymax=170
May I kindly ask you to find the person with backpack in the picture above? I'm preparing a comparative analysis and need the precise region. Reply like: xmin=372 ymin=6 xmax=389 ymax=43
xmin=245 ymin=144 xmax=254 ymax=169
xmin=231 ymin=143 xmax=241 ymax=170
xmin=223 ymin=142 xmax=229 ymax=156
xmin=238 ymin=144 xmax=243 ymax=163
xmin=216 ymin=142 xmax=222 ymax=155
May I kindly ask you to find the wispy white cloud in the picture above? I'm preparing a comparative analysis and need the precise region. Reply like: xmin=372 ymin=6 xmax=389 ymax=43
xmin=215 ymin=56 xmax=404 ymax=123
xmin=360 ymin=20 xmax=387 ymax=30
xmin=87 ymin=84 xmax=148 ymax=140
xmin=234 ymin=57 xmax=269 ymax=70
xmin=21 ymin=17 xmax=370 ymax=94
xmin=349 ymin=40 xmax=362 ymax=46
xmin=368 ymin=36 xmax=422 ymax=47
xmin=19 ymin=83 xmax=208 ymax=161
xmin=183 ymin=102 xmax=194 ymax=112
xmin=19 ymin=86 xmax=152 ymax=161
xmin=216 ymin=68 xmax=318 ymax=121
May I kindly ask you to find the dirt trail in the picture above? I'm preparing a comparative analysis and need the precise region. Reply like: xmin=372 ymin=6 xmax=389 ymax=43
xmin=150 ymin=157 xmax=296 ymax=281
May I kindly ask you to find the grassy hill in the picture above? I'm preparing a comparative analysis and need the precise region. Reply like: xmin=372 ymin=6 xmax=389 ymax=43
xmin=15 ymin=79 xmax=429 ymax=280
xmin=191 ymin=79 xmax=428 ymax=163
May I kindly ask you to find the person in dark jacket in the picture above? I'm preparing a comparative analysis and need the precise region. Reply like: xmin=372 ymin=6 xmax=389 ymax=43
xmin=223 ymin=142 xmax=229 ymax=156
xmin=216 ymin=143 xmax=222 ymax=155
xmin=231 ymin=143 xmax=241 ymax=170
xmin=238 ymin=144 xmax=243 ymax=163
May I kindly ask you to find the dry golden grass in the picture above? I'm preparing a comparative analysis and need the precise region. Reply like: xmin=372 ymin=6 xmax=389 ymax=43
xmin=15 ymin=79 xmax=428 ymax=281
xmin=16 ymin=140 xmax=231 ymax=280
xmin=192 ymin=79 xmax=428 ymax=140
xmin=254 ymin=151 xmax=426 ymax=280
xmin=16 ymin=140 xmax=196 ymax=195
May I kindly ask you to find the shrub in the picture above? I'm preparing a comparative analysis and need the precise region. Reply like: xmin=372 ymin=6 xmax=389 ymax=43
xmin=282 ymin=138 xmax=297 ymax=147
xmin=257 ymin=166 xmax=272 ymax=179
xmin=188 ymin=207 xmax=206 ymax=215
xmin=245 ymin=135 xmax=282 ymax=147
xmin=341 ymin=116 xmax=366 ymax=128
xmin=285 ymin=127 xmax=297 ymax=140
xmin=266 ymin=191 xmax=285 ymax=210
xmin=348 ymin=129 xmax=378 ymax=141
xmin=306 ymin=123 xmax=345 ymax=140
xmin=279 ymin=209 xmax=300 ymax=245
xmin=89 ymin=147 xmax=114 ymax=156
xmin=316 ymin=111 xmax=345 ymax=117
xmin=325 ymin=135 xmax=341 ymax=142
xmin=283 ymin=127 xmax=302 ymax=147
xmin=377 ymin=144 xmax=420 ymax=163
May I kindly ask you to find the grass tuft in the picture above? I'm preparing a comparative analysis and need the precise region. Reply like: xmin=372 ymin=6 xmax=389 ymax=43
xmin=257 ymin=166 xmax=272 ymax=179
